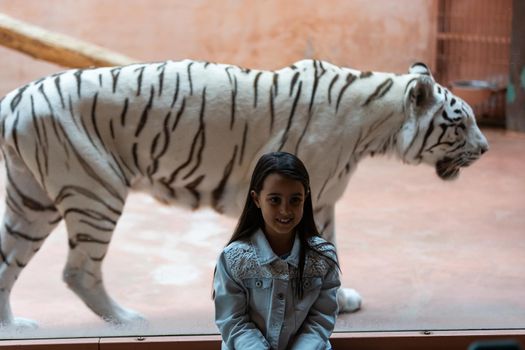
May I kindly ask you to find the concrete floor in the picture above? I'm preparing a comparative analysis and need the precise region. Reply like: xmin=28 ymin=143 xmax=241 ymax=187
xmin=0 ymin=128 xmax=524 ymax=339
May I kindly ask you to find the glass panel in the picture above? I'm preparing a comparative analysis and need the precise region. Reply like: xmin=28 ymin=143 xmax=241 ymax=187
xmin=3 ymin=128 xmax=523 ymax=339
xmin=0 ymin=0 xmax=522 ymax=342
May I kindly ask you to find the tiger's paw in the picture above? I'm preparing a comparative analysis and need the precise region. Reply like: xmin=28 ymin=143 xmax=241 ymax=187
xmin=104 ymin=308 xmax=148 ymax=329
xmin=0 ymin=317 xmax=39 ymax=331
xmin=337 ymin=288 xmax=362 ymax=313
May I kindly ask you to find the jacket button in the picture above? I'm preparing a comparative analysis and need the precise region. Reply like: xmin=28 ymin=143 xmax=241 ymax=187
xmin=255 ymin=280 xmax=262 ymax=288
xmin=277 ymin=293 xmax=284 ymax=300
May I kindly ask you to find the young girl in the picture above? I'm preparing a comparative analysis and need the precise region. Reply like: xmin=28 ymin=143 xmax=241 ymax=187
xmin=213 ymin=152 xmax=340 ymax=350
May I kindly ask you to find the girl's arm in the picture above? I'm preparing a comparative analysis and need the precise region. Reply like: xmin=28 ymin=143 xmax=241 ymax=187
xmin=290 ymin=267 xmax=340 ymax=350
xmin=214 ymin=253 xmax=271 ymax=350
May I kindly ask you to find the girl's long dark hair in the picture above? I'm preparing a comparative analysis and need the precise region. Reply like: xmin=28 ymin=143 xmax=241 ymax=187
xmin=224 ymin=151 xmax=339 ymax=299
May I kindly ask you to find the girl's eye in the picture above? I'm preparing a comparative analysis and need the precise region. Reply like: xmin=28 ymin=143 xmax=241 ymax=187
xmin=268 ymin=197 xmax=281 ymax=204
xmin=290 ymin=197 xmax=303 ymax=205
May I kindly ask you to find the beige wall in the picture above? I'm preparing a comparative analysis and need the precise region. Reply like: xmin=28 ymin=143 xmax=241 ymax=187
xmin=0 ymin=0 xmax=437 ymax=96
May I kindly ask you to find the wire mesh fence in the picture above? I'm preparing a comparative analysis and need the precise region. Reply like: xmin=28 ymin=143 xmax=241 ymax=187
xmin=436 ymin=0 xmax=512 ymax=127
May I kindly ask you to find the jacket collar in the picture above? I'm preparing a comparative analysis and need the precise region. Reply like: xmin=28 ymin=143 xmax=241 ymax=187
xmin=252 ymin=228 xmax=300 ymax=268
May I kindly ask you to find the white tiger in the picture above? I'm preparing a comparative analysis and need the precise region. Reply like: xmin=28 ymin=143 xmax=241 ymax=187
xmin=0 ymin=59 xmax=488 ymax=328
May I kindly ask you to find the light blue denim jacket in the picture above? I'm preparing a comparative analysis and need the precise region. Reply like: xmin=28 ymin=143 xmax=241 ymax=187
xmin=214 ymin=229 xmax=340 ymax=350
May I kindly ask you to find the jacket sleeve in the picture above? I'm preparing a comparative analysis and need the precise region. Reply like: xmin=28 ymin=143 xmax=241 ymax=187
xmin=290 ymin=265 xmax=340 ymax=350
xmin=214 ymin=252 xmax=270 ymax=350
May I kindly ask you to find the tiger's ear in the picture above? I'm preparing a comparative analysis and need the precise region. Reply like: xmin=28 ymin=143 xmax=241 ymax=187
xmin=410 ymin=75 xmax=435 ymax=110
xmin=408 ymin=62 xmax=434 ymax=80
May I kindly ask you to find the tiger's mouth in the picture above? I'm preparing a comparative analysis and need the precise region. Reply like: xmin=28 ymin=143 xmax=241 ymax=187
xmin=435 ymin=154 xmax=479 ymax=181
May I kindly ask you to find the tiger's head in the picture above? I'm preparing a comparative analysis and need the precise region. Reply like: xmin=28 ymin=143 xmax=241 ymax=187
xmin=397 ymin=63 xmax=489 ymax=180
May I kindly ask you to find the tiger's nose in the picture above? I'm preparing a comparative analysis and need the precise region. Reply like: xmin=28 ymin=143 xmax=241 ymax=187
xmin=480 ymin=143 xmax=489 ymax=155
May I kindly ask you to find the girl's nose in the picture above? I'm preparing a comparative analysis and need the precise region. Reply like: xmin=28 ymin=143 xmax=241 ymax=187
xmin=279 ymin=203 xmax=291 ymax=215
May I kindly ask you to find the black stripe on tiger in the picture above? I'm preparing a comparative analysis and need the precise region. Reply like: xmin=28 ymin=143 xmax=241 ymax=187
xmin=167 ymin=92 xmax=206 ymax=184
xmin=38 ymin=84 xmax=64 ymax=147
xmin=185 ymin=174 xmax=205 ymax=209
xmin=109 ymin=119 xmax=115 ymax=139
xmin=415 ymin=117 xmax=436 ymax=160
xmin=182 ymin=88 xmax=207 ymax=180
xmin=336 ymin=73 xmax=357 ymax=113
xmin=74 ymin=70 xmax=83 ymax=98
xmin=212 ymin=145 xmax=238 ymax=213
xmin=289 ymin=72 xmax=300 ymax=96
xmin=172 ymin=97 xmax=186 ymax=131
xmin=78 ymin=219 xmax=115 ymax=233
xmin=34 ymin=143 xmax=46 ymax=191
xmin=171 ymin=73 xmax=180 ymax=108
xmin=54 ymin=75 xmax=65 ymax=108
xmin=148 ymin=110 xmax=172 ymax=178
xmin=253 ymin=71 xmax=262 ymax=108
xmin=10 ymin=84 xmax=28 ymax=112
xmin=295 ymin=109 xmax=313 ymax=155
xmin=62 ymin=208 xmax=117 ymax=227
xmin=131 ymin=142 xmax=142 ymax=175
xmin=11 ymin=112 xmax=21 ymax=156
xmin=316 ymin=147 xmax=344 ymax=202
xmin=157 ymin=62 xmax=167 ymax=96
xmin=67 ymin=95 xmax=82 ymax=131
xmin=120 ymin=98 xmax=129 ymax=126
xmin=135 ymin=86 xmax=155 ymax=137
xmin=230 ymin=75 xmax=238 ymax=130
xmin=55 ymin=185 xmax=122 ymax=216
xmin=0 ymin=246 xmax=11 ymax=268
xmin=362 ymin=78 xmax=393 ymax=107
xmin=73 ymin=233 xmax=111 ymax=245
xmin=309 ymin=61 xmax=320 ymax=112
xmin=135 ymin=66 xmax=145 ymax=96
xmin=5 ymin=223 xmax=48 ymax=242
xmin=327 ymin=74 xmax=339 ymax=104
xmin=90 ymin=93 xmax=105 ymax=149
xmin=239 ymin=121 xmax=248 ymax=166
xmin=79 ymin=107 xmax=102 ymax=154
xmin=278 ymin=81 xmax=302 ymax=151
xmin=108 ymin=151 xmax=132 ymax=186
xmin=110 ymin=67 xmax=121 ymax=93
xmin=446 ymin=139 xmax=467 ymax=155
xmin=272 ymin=73 xmax=279 ymax=96
xmin=269 ymin=87 xmax=275 ymax=133
xmin=187 ymin=62 xmax=194 ymax=95
xmin=0 ymin=238 xmax=10 ymax=266
xmin=0 ymin=102 xmax=5 ymax=139
xmin=225 ymin=66 xmax=234 ymax=85
xmin=39 ymin=85 xmax=71 ymax=165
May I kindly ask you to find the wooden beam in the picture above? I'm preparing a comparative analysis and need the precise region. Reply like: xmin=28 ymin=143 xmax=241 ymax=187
xmin=0 ymin=12 xmax=137 ymax=68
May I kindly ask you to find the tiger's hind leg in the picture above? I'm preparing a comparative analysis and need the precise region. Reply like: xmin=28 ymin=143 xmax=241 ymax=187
xmin=316 ymin=204 xmax=362 ymax=313
xmin=57 ymin=180 xmax=145 ymax=325
xmin=0 ymin=155 xmax=62 ymax=329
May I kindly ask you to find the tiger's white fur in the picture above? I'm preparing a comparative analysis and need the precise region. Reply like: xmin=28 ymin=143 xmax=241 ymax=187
xmin=0 ymin=59 xmax=488 ymax=328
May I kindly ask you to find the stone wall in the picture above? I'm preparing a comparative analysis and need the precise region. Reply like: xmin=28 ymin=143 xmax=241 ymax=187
xmin=0 ymin=0 xmax=436 ymax=95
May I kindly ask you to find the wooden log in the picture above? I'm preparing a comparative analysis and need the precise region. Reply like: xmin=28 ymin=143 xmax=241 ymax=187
xmin=0 ymin=12 xmax=137 ymax=68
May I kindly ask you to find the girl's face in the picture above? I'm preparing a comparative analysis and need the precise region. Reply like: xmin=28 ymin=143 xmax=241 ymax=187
xmin=251 ymin=173 xmax=306 ymax=239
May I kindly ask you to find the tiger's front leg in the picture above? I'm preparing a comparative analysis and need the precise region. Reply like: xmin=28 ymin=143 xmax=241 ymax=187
xmin=316 ymin=204 xmax=362 ymax=313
